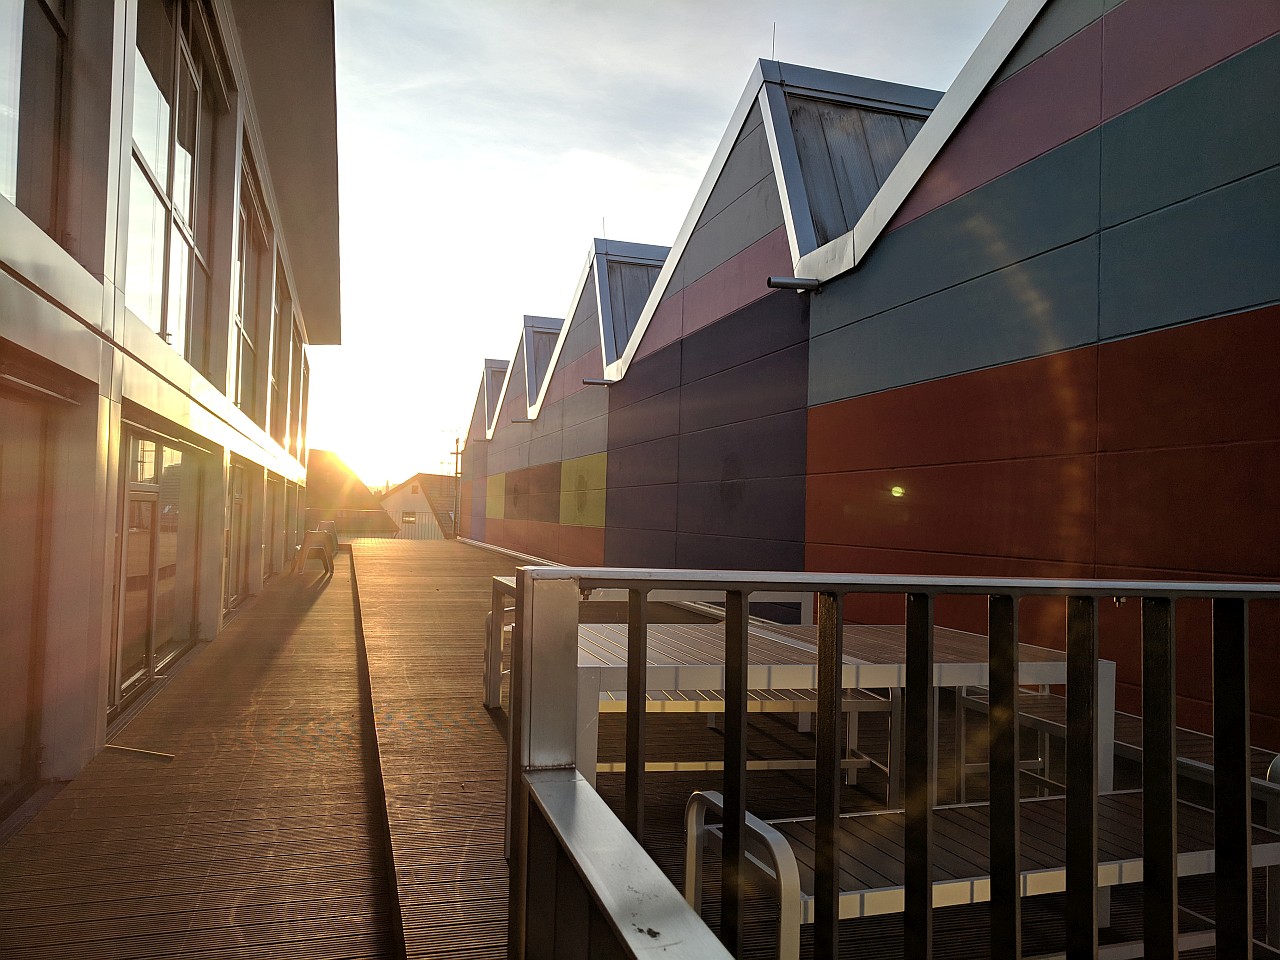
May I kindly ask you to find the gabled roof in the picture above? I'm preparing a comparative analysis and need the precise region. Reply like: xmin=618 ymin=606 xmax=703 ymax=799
xmin=607 ymin=59 xmax=941 ymax=381
xmin=482 ymin=358 xmax=508 ymax=434
xmin=305 ymin=449 xmax=385 ymax=510
xmin=527 ymin=238 xmax=668 ymax=419
xmin=522 ymin=315 xmax=564 ymax=406
xmin=794 ymin=0 xmax=1052 ymax=282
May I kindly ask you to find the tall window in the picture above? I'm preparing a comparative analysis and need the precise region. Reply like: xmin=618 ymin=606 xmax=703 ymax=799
xmin=231 ymin=164 xmax=268 ymax=423
xmin=124 ymin=0 xmax=220 ymax=365
xmin=1 ymin=0 xmax=66 ymax=237
xmin=288 ymin=322 xmax=303 ymax=457
xmin=269 ymin=257 xmax=291 ymax=444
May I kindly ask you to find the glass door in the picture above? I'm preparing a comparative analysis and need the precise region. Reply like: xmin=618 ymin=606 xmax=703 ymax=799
xmin=0 ymin=393 xmax=47 ymax=809
xmin=223 ymin=462 xmax=248 ymax=610
xmin=118 ymin=493 xmax=157 ymax=696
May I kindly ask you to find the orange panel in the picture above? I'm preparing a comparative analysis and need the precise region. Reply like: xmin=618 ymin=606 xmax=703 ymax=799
xmin=1098 ymin=304 xmax=1280 ymax=451
xmin=808 ymin=346 xmax=1098 ymax=475
xmin=806 ymin=458 xmax=1096 ymax=565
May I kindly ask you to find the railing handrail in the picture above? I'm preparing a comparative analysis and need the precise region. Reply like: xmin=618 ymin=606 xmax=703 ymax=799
xmin=518 ymin=564 xmax=1280 ymax=599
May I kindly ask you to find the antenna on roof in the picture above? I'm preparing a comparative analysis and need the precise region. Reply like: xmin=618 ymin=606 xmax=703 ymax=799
xmin=771 ymin=22 xmax=776 ymax=60
xmin=601 ymin=216 xmax=606 ymax=241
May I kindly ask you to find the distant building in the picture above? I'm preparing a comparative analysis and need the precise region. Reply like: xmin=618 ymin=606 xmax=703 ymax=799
xmin=1 ymin=1 xmax=340 ymax=813
xmin=381 ymin=473 xmax=459 ymax=540
xmin=305 ymin=449 xmax=398 ymax=538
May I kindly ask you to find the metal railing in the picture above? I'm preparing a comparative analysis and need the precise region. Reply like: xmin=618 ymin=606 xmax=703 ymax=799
xmin=507 ymin=567 xmax=1280 ymax=960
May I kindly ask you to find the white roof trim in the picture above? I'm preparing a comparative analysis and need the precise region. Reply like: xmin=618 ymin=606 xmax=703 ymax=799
xmin=794 ymin=0 xmax=1051 ymax=283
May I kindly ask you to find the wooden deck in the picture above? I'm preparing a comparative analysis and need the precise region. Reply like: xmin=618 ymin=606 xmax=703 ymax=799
xmin=350 ymin=539 xmax=517 ymax=959
xmin=0 ymin=552 xmax=398 ymax=959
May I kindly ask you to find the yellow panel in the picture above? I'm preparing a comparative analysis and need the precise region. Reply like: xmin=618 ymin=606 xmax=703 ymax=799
xmin=559 ymin=453 xmax=606 ymax=527
xmin=486 ymin=473 xmax=505 ymax=519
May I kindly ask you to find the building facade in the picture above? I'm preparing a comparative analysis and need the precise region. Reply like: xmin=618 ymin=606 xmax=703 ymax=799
xmin=0 ymin=0 xmax=340 ymax=813
xmin=461 ymin=1 xmax=1280 ymax=739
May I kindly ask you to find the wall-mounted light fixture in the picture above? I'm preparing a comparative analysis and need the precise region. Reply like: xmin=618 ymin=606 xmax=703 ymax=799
xmin=581 ymin=378 xmax=611 ymax=386
xmin=767 ymin=276 xmax=822 ymax=294
xmin=511 ymin=417 xmax=532 ymax=424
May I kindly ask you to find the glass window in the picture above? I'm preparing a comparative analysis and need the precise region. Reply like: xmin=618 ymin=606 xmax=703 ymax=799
xmin=402 ymin=512 xmax=417 ymax=524
xmin=130 ymin=437 xmax=158 ymax=484
xmin=124 ymin=0 xmax=222 ymax=362
xmin=1 ymin=0 xmax=67 ymax=237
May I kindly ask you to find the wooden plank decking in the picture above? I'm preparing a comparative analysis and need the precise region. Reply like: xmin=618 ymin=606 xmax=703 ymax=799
xmin=350 ymin=539 xmax=517 ymax=960
xmin=0 ymin=552 xmax=399 ymax=959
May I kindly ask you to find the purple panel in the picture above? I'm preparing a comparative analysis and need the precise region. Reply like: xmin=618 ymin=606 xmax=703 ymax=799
xmin=634 ymin=291 xmax=683 ymax=362
xmin=679 ymin=343 xmax=807 ymax=434
xmin=1101 ymin=0 xmax=1280 ymax=119
xmin=605 ymin=527 xmax=677 ymax=567
xmin=606 ymin=434 xmax=679 ymax=488
xmin=610 ymin=339 xmax=681 ymax=409
xmin=676 ymin=532 xmax=804 ymax=572
xmin=677 ymin=476 xmax=806 ymax=543
xmin=678 ymin=409 xmax=807 ymax=484
xmin=607 ymin=385 xmax=681 ymax=449
xmin=606 ymin=484 xmax=679 ymax=533
xmin=680 ymin=289 xmax=809 ymax=384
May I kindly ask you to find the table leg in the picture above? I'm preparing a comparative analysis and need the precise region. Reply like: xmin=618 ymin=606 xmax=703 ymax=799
xmin=577 ymin=670 xmax=601 ymax=789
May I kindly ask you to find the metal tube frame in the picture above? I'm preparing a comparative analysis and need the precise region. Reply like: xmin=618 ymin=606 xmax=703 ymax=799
xmin=507 ymin=565 xmax=1279 ymax=960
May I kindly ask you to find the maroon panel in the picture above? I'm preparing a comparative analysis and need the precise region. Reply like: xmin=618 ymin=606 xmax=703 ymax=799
xmin=526 ymin=519 xmax=561 ymax=562
xmin=1098 ymin=305 xmax=1280 ymax=452
xmin=1096 ymin=441 xmax=1280 ymax=576
xmin=891 ymin=19 xmax=1102 ymax=230
xmin=680 ymin=226 xmax=791 ymax=339
xmin=1101 ymin=0 xmax=1280 ymax=119
xmin=559 ymin=524 xmax=605 ymax=565
xmin=806 ymin=458 xmax=1096 ymax=565
xmin=550 ymin=347 xmax=604 ymax=406
xmin=808 ymin=345 xmax=1098 ymax=475
xmin=634 ymin=290 xmax=682 ymax=362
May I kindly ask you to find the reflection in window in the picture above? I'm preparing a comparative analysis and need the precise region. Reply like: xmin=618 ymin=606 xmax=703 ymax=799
xmin=1 ymin=0 xmax=66 ymax=237
xmin=130 ymin=437 xmax=158 ymax=484
xmin=124 ymin=0 xmax=222 ymax=363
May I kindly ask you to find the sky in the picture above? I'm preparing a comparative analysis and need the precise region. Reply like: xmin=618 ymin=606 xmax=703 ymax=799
xmin=308 ymin=0 xmax=1006 ymax=487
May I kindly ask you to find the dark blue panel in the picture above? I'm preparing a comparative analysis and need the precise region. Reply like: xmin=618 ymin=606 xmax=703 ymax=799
xmin=680 ymin=343 xmax=808 ymax=434
xmin=606 ymin=484 xmax=679 ymax=533
xmin=994 ymin=0 xmax=1104 ymax=84
xmin=606 ymin=435 xmax=679 ymax=488
xmin=680 ymin=290 xmax=809 ymax=384
xmin=606 ymin=385 xmax=681 ymax=449
xmin=678 ymin=409 xmax=807 ymax=484
xmin=676 ymin=476 xmax=806 ymax=543
xmin=605 ymin=527 xmax=677 ymax=567
xmin=675 ymin=532 xmax=805 ymax=572
xmin=810 ymin=236 xmax=1100 ymax=405
xmin=811 ymin=130 xmax=1101 ymax=338
xmin=610 ymin=339 xmax=681 ymax=409
xmin=1100 ymin=166 xmax=1280 ymax=339
xmin=1101 ymin=34 xmax=1280 ymax=227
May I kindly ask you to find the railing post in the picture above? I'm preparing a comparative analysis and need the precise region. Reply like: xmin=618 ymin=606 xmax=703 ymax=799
xmin=905 ymin=592 xmax=935 ymax=960
xmin=1141 ymin=597 xmax=1178 ymax=959
xmin=508 ymin=572 xmax=581 ymax=960
xmin=1065 ymin=596 xmax=1098 ymax=960
xmin=721 ymin=589 xmax=750 ymax=955
xmin=815 ymin=591 xmax=844 ymax=960
xmin=988 ymin=594 xmax=1021 ymax=959
xmin=624 ymin=588 xmax=649 ymax=839
xmin=1213 ymin=597 xmax=1251 ymax=960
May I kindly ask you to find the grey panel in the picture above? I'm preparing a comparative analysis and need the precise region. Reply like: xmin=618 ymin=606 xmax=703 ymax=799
xmin=1100 ymin=166 xmax=1280 ymax=340
xmin=790 ymin=97 xmax=862 ymax=246
xmin=677 ymin=175 xmax=784 ymax=290
xmin=528 ymin=433 xmax=563 ymax=469
xmin=861 ymin=111 xmax=912 ymax=184
xmin=811 ymin=130 xmax=1101 ymax=338
xmin=561 ymin=414 xmax=609 ymax=461
xmin=607 ymin=384 xmax=681 ymax=449
xmin=810 ymin=236 xmax=1100 ymax=405
xmin=607 ymin=260 xmax=661 ymax=359
xmin=561 ymin=382 xmax=608 ymax=428
xmin=994 ymin=0 xmax=1105 ymax=84
xmin=531 ymin=398 xmax=563 ymax=438
xmin=695 ymin=102 xmax=769 ymax=230
xmin=1101 ymin=35 xmax=1280 ymax=228
xmin=558 ymin=266 xmax=601 ymax=366
xmin=528 ymin=329 xmax=558 ymax=397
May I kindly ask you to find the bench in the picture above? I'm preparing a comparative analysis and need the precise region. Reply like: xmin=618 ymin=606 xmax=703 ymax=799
xmin=684 ymin=788 xmax=1280 ymax=960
